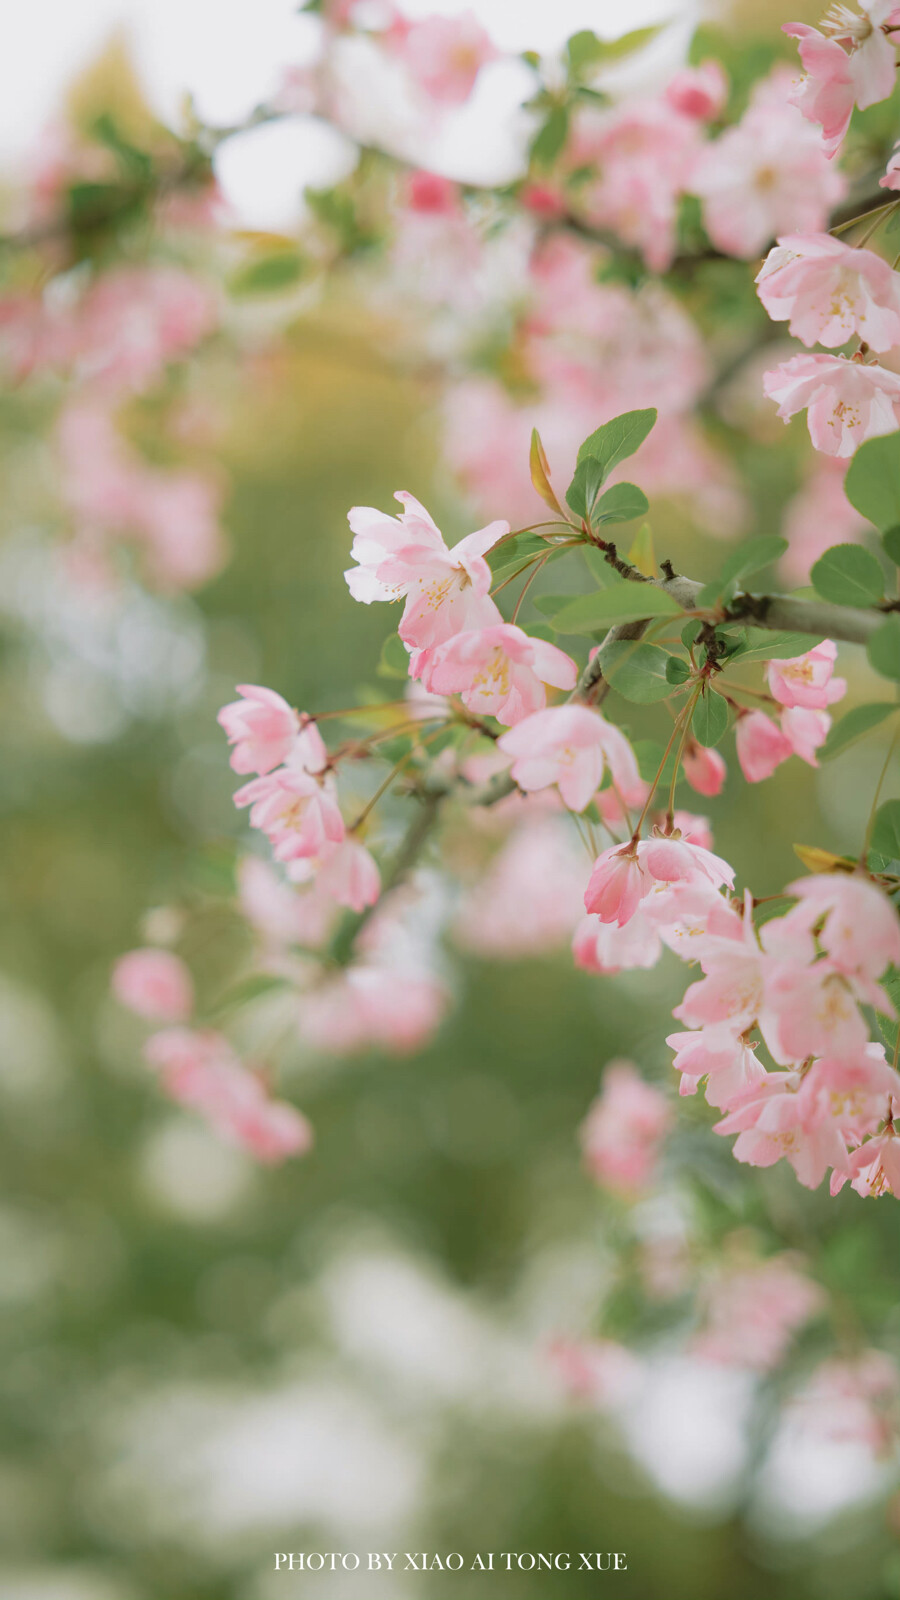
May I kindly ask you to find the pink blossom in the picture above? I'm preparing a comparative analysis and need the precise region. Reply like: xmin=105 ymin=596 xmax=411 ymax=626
xmin=454 ymin=818 xmax=585 ymax=957
xmin=715 ymin=1076 xmax=850 ymax=1189
xmin=784 ymin=2 xmax=899 ymax=157
xmin=666 ymin=1025 xmax=767 ymax=1110
xmin=794 ymin=1352 xmax=899 ymax=1452
xmin=566 ymin=100 xmax=703 ymax=273
xmin=234 ymin=766 xmax=344 ymax=862
xmin=218 ymin=686 xmax=303 ymax=775
xmin=782 ymin=457 xmax=868 ymax=582
xmin=799 ymin=1046 xmax=900 ymax=1142
xmin=842 ymin=1124 xmax=900 ymax=1194
xmin=315 ymin=838 xmax=381 ymax=913
xmin=546 ymin=1337 xmax=641 ymax=1406
xmin=735 ymin=709 xmax=794 ymax=783
xmin=764 ymin=352 xmax=900 ymax=457
xmin=112 ymin=948 xmax=194 ymax=1022
xmin=673 ymin=896 xmax=779 ymax=1044
xmin=683 ymin=740 xmax=727 ymax=797
xmin=299 ymin=965 xmax=447 ymax=1055
xmin=403 ymin=170 xmax=462 ymax=214
xmin=579 ymin=1061 xmax=672 ymax=1197
xmin=585 ymin=835 xmax=734 ymax=927
xmin=143 ymin=1028 xmax=312 ymax=1163
xmin=238 ymin=855 xmax=336 ymax=950
xmin=583 ymin=845 xmax=647 ymax=927
xmin=766 ymin=961 xmax=871 ymax=1062
xmin=767 ymin=640 xmax=846 ymax=709
xmin=881 ymin=141 xmax=900 ymax=189
xmin=420 ymin=624 xmax=576 ymax=726
xmin=694 ymin=1255 xmax=823 ymax=1370
xmin=76 ymin=267 xmax=218 ymax=394
xmin=345 ymin=492 xmax=505 ymax=651
xmin=664 ymin=61 xmax=729 ymax=122
xmin=385 ymin=10 xmax=497 ymax=107
xmin=497 ymin=705 xmax=642 ymax=812
xmin=573 ymin=911 xmax=663 ymax=975
xmin=757 ymin=234 xmax=900 ymax=352
xmin=691 ymin=70 xmax=846 ymax=258
xmin=786 ymin=873 xmax=900 ymax=980
xmin=781 ymin=706 xmax=832 ymax=765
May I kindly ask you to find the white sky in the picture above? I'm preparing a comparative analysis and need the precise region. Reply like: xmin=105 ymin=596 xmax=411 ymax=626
xmin=2 ymin=0 xmax=695 ymax=227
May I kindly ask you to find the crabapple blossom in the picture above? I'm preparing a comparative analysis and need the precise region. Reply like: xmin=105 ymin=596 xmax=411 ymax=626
xmin=584 ymin=835 xmax=735 ymax=928
xmin=238 ymin=855 xmax=336 ymax=950
xmin=233 ymin=766 xmax=344 ymax=862
xmin=497 ymin=705 xmax=643 ymax=812
xmin=840 ymin=1124 xmax=900 ymax=1194
xmin=112 ymin=948 xmax=194 ymax=1023
xmin=143 ymin=1028 xmax=312 ymax=1163
xmin=682 ymin=740 xmax=727 ymax=797
xmin=217 ymin=686 xmax=303 ymax=776
xmin=714 ymin=1074 xmax=851 ymax=1190
xmin=298 ymin=964 xmax=448 ymax=1055
xmin=454 ymin=817 xmax=585 ymax=957
xmin=666 ymin=1025 xmax=767 ymax=1110
xmin=784 ymin=2 xmax=900 ymax=157
xmin=419 ymin=623 xmax=577 ymax=725
xmin=781 ymin=706 xmax=833 ymax=765
xmin=572 ymin=910 xmax=663 ymax=976
xmin=785 ymin=872 xmax=900 ymax=979
xmin=763 ymin=352 xmax=900 ymax=456
xmin=782 ymin=457 xmax=868 ymax=581
xmin=756 ymin=234 xmax=900 ymax=351
xmin=384 ymin=9 xmax=497 ymax=107
xmin=694 ymin=1256 xmax=823 ymax=1370
xmin=314 ymin=838 xmax=381 ymax=913
xmin=691 ymin=69 xmax=845 ymax=258
xmin=798 ymin=1046 xmax=900 ymax=1143
xmin=579 ymin=1061 xmax=672 ymax=1197
xmin=794 ymin=1352 xmax=900 ymax=1452
xmin=664 ymin=61 xmax=729 ymax=122
xmin=767 ymin=640 xmax=846 ymax=709
xmin=345 ymin=492 xmax=506 ymax=651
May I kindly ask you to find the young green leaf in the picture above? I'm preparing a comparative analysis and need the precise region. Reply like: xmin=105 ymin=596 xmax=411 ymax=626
xmin=811 ymin=543 xmax=884 ymax=607
xmin=871 ymin=800 xmax=900 ymax=862
xmin=819 ymin=702 xmax=898 ymax=760
xmin=718 ymin=535 xmax=788 ymax=590
xmin=565 ymin=456 xmax=606 ymax=520
xmin=230 ymin=249 xmax=306 ymax=295
xmin=549 ymin=583 xmax=682 ymax=634
xmin=845 ymin=432 xmax=900 ymax=531
xmin=597 ymin=640 xmax=674 ymax=702
xmin=729 ymin=628 xmax=826 ymax=663
xmin=531 ymin=104 xmax=570 ymax=166
xmin=594 ymin=482 xmax=650 ymax=524
xmin=692 ymin=687 xmax=729 ymax=747
xmin=575 ymin=408 xmax=657 ymax=481
xmin=868 ymin=616 xmax=900 ymax=680
xmin=529 ymin=428 xmax=564 ymax=514
xmin=665 ymin=656 xmax=691 ymax=685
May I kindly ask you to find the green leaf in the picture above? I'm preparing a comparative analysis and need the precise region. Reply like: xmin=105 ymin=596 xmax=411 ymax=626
xmin=531 ymin=105 xmax=569 ymax=166
xmin=811 ymin=543 xmax=884 ymax=607
xmin=692 ymin=687 xmax=729 ymax=747
xmin=719 ymin=535 xmax=788 ymax=590
xmin=883 ymin=526 xmax=900 ymax=565
xmin=566 ymin=25 xmax=661 ymax=75
xmin=377 ymin=632 xmax=410 ymax=680
xmin=230 ymin=249 xmax=306 ymax=295
xmin=729 ymin=628 xmax=826 ymax=664
xmin=565 ymin=456 xmax=606 ymax=520
xmin=532 ymin=592 xmax=578 ymax=616
xmin=872 ymin=800 xmax=900 ymax=861
xmin=597 ymin=640 xmax=674 ymax=702
xmin=582 ymin=546 xmax=625 ymax=586
xmin=549 ymin=583 xmax=682 ymax=634
xmin=819 ymin=701 xmax=899 ymax=760
xmin=868 ymin=616 xmax=900 ymax=680
xmin=594 ymin=482 xmax=649 ymax=525
xmin=665 ymin=656 xmax=691 ymax=685
xmin=575 ymin=408 xmax=657 ymax=481
xmin=845 ymin=434 xmax=900 ymax=532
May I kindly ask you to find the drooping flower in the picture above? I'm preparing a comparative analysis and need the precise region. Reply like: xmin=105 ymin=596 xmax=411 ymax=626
xmin=579 ymin=1061 xmax=672 ymax=1197
xmin=315 ymin=838 xmax=381 ymax=913
xmin=385 ymin=9 xmax=498 ymax=107
xmin=714 ymin=1074 xmax=850 ymax=1189
xmin=757 ymin=234 xmax=900 ymax=351
xmin=572 ymin=910 xmax=663 ymax=975
xmin=666 ymin=1025 xmax=768 ymax=1110
xmin=664 ymin=61 xmax=729 ymax=122
xmin=112 ymin=948 xmax=194 ymax=1023
xmin=784 ymin=3 xmax=900 ymax=158
xmin=419 ymin=624 xmax=577 ymax=725
xmin=691 ymin=69 xmax=845 ymax=257
xmin=345 ymin=492 xmax=506 ymax=651
xmin=234 ymin=766 xmax=344 ymax=862
xmin=767 ymin=640 xmax=846 ymax=709
xmin=785 ymin=873 xmax=900 ymax=981
xmin=585 ymin=835 xmax=735 ymax=928
xmin=781 ymin=706 xmax=833 ymax=765
xmin=497 ymin=705 xmax=643 ymax=812
xmin=143 ymin=1028 xmax=312 ymax=1163
xmin=798 ymin=1046 xmax=900 ymax=1143
xmin=682 ymin=740 xmax=727 ymax=797
xmin=218 ymin=686 xmax=303 ymax=775
xmin=763 ymin=353 xmax=900 ymax=457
